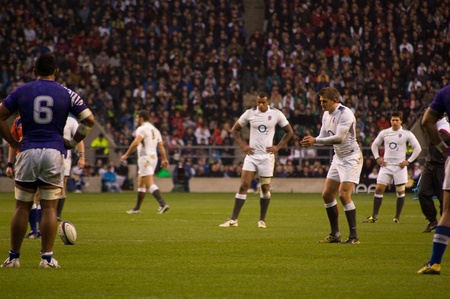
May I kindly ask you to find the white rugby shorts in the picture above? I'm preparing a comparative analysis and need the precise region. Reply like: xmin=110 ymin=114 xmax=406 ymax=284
xmin=242 ymin=153 xmax=275 ymax=177
xmin=377 ymin=164 xmax=408 ymax=186
xmin=327 ymin=151 xmax=363 ymax=184
xmin=15 ymin=148 xmax=65 ymax=187
xmin=138 ymin=154 xmax=157 ymax=176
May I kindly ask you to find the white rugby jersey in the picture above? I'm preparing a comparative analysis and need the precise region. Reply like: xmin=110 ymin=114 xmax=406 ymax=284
xmin=371 ymin=127 xmax=421 ymax=164
xmin=238 ymin=106 xmax=289 ymax=155
xmin=64 ymin=116 xmax=79 ymax=159
xmin=136 ymin=122 xmax=163 ymax=157
xmin=63 ymin=116 xmax=78 ymax=139
xmin=316 ymin=104 xmax=360 ymax=157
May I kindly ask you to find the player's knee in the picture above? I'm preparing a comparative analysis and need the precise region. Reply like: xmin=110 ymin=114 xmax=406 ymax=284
xmin=259 ymin=177 xmax=271 ymax=185
xmin=396 ymin=185 xmax=405 ymax=194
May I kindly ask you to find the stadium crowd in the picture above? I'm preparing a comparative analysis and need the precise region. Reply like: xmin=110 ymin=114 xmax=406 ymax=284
xmin=0 ymin=0 xmax=449 ymax=182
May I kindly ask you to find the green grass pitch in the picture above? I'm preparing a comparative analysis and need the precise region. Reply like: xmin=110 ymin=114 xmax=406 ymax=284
xmin=0 ymin=191 xmax=447 ymax=299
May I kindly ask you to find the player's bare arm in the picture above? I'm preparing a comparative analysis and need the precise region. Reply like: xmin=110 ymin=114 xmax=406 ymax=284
xmin=76 ymin=141 xmax=85 ymax=168
xmin=267 ymin=124 xmax=294 ymax=153
xmin=375 ymin=157 xmax=387 ymax=167
xmin=157 ymin=141 xmax=169 ymax=169
xmin=231 ymin=121 xmax=254 ymax=155
xmin=121 ymin=135 xmax=143 ymax=161
xmin=422 ymin=107 xmax=448 ymax=157
xmin=65 ymin=111 xmax=95 ymax=149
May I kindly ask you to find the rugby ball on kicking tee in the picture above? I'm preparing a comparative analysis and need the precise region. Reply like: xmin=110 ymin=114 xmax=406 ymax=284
xmin=58 ymin=221 xmax=77 ymax=245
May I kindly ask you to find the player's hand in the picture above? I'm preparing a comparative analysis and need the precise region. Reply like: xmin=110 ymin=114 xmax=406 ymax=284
xmin=120 ymin=154 xmax=128 ymax=162
xmin=242 ymin=145 xmax=255 ymax=155
xmin=376 ymin=157 xmax=387 ymax=167
xmin=399 ymin=161 xmax=409 ymax=168
xmin=300 ymin=136 xmax=315 ymax=148
xmin=266 ymin=145 xmax=279 ymax=154
xmin=6 ymin=167 xmax=13 ymax=179
xmin=161 ymin=159 xmax=169 ymax=169
xmin=77 ymin=157 xmax=85 ymax=168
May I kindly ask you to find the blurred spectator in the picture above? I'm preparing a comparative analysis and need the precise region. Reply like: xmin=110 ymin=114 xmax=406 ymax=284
xmin=274 ymin=164 xmax=287 ymax=178
xmin=209 ymin=161 xmax=224 ymax=177
xmin=172 ymin=156 xmax=193 ymax=192
xmin=102 ymin=165 xmax=122 ymax=193
xmin=91 ymin=133 xmax=109 ymax=164
xmin=71 ymin=165 xmax=85 ymax=193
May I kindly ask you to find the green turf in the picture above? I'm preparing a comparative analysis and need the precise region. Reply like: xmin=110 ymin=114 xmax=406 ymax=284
xmin=0 ymin=192 xmax=447 ymax=299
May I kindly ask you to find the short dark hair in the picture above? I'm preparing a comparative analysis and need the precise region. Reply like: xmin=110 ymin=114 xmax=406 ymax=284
xmin=138 ymin=110 xmax=150 ymax=121
xmin=390 ymin=111 xmax=403 ymax=121
xmin=257 ymin=92 xmax=269 ymax=100
xmin=34 ymin=54 xmax=58 ymax=76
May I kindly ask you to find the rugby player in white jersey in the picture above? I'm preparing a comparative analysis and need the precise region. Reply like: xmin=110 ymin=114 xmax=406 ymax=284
xmin=365 ymin=111 xmax=421 ymax=223
xmin=121 ymin=110 xmax=170 ymax=214
xmin=57 ymin=115 xmax=86 ymax=221
xmin=301 ymin=87 xmax=363 ymax=244
xmin=219 ymin=92 xmax=293 ymax=228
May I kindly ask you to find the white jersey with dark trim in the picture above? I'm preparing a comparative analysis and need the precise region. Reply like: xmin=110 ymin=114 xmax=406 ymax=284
xmin=319 ymin=104 xmax=360 ymax=157
xmin=371 ymin=127 xmax=421 ymax=164
xmin=136 ymin=122 xmax=162 ymax=158
xmin=238 ymin=106 xmax=289 ymax=155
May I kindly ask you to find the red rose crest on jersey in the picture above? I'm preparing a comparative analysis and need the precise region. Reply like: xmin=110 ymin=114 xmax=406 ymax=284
xmin=332 ymin=117 xmax=335 ymax=123
xmin=268 ymin=116 xmax=272 ymax=120
xmin=398 ymin=134 xmax=402 ymax=138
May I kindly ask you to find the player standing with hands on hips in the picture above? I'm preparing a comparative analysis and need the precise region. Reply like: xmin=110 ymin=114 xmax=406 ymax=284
xmin=301 ymin=87 xmax=363 ymax=244
xmin=219 ymin=92 xmax=293 ymax=228
xmin=364 ymin=111 xmax=421 ymax=224
xmin=0 ymin=53 xmax=95 ymax=268
xmin=418 ymin=85 xmax=450 ymax=275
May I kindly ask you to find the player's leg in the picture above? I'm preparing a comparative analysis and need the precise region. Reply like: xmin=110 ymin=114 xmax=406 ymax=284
xmin=57 ymin=176 xmax=69 ymax=221
xmin=318 ymin=177 xmax=341 ymax=242
xmin=335 ymin=152 xmax=361 ymax=244
xmin=219 ymin=170 xmax=255 ymax=227
xmin=233 ymin=170 xmax=254 ymax=219
xmin=259 ymin=179 xmax=271 ymax=225
xmin=418 ymin=160 xmax=450 ymax=274
xmin=367 ymin=183 xmax=388 ymax=222
xmin=146 ymin=174 xmax=169 ymax=214
xmin=339 ymin=181 xmax=359 ymax=243
xmin=418 ymin=189 xmax=450 ymax=274
xmin=127 ymin=174 xmax=144 ymax=213
xmin=39 ymin=186 xmax=61 ymax=268
xmin=393 ymin=184 xmax=406 ymax=223
xmin=1 ymin=185 xmax=35 ymax=268
xmin=392 ymin=167 xmax=409 ymax=223
xmin=418 ymin=167 xmax=438 ymax=231
xmin=2 ymin=150 xmax=42 ymax=268
xmin=35 ymin=193 xmax=41 ymax=238
xmin=37 ymin=149 xmax=64 ymax=268
xmin=257 ymin=154 xmax=274 ymax=228
xmin=26 ymin=202 xmax=38 ymax=238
